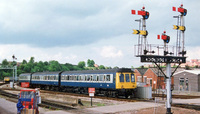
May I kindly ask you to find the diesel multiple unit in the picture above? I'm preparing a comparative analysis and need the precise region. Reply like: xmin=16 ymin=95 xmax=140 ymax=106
xmin=19 ymin=68 xmax=137 ymax=97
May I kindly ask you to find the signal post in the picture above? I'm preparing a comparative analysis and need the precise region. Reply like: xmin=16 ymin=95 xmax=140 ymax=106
xmin=131 ymin=4 xmax=187 ymax=114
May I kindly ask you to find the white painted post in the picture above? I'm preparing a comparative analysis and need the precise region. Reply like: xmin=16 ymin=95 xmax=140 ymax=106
xmin=166 ymin=63 xmax=171 ymax=114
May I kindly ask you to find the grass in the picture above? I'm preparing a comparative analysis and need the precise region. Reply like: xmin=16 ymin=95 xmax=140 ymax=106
xmin=96 ymin=103 xmax=105 ymax=106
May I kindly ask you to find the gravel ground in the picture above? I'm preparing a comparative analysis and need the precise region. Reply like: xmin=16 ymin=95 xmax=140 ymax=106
xmin=1 ymin=83 xmax=200 ymax=114
xmin=120 ymin=105 xmax=200 ymax=114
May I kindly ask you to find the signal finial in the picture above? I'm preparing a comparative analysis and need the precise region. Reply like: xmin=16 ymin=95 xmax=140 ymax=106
xmin=142 ymin=6 xmax=145 ymax=10
xmin=181 ymin=4 xmax=183 ymax=7
xmin=163 ymin=31 xmax=166 ymax=34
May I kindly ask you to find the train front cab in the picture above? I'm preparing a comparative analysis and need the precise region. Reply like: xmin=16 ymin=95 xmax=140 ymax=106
xmin=115 ymin=70 xmax=137 ymax=97
xmin=4 ymin=77 xmax=10 ymax=83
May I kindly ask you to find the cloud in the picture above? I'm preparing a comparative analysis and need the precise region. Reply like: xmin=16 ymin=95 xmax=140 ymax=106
xmin=0 ymin=0 xmax=198 ymax=68
xmin=100 ymin=46 xmax=123 ymax=58
xmin=0 ymin=0 xmax=136 ymax=48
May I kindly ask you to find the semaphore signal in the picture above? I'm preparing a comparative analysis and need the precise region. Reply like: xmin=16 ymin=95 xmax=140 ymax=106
xmin=131 ymin=6 xmax=149 ymax=55
xmin=172 ymin=4 xmax=187 ymax=57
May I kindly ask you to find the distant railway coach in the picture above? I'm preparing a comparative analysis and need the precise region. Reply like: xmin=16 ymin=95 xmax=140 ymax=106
xmin=19 ymin=68 xmax=137 ymax=98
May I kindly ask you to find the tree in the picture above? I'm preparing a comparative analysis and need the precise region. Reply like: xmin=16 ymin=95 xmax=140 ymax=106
xmin=29 ymin=57 xmax=35 ymax=64
xmin=87 ymin=59 xmax=95 ymax=67
xmin=78 ymin=61 xmax=86 ymax=68
xmin=185 ymin=65 xmax=190 ymax=70
xmin=113 ymin=66 xmax=119 ymax=69
xmin=99 ymin=65 xmax=105 ymax=69
xmin=2 ymin=59 xmax=9 ymax=66
xmin=48 ymin=60 xmax=62 ymax=71
xmin=22 ymin=60 xmax=27 ymax=64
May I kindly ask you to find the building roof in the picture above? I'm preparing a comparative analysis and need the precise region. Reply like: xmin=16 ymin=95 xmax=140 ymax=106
xmin=150 ymin=67 xmax=185 ymax=77
xmin=135 ymin=68 xmax=148 ymax=76
xmin=174 ymin=69 xmax=200 ymax=75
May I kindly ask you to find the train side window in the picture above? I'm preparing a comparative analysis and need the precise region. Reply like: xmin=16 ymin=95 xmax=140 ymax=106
xmin=66 ymin=75 xmax=69 ymax=80
xmin=93 ymin=75 xmax=97 ymax=81
xmin=119 ymin=74 xmax=124 ymax=82
xmin=100 ymin=75 xmax=104 ymax=81
xmin=131 ymin=74 xmax=135 ymax=82
xmin=87 ymin=76 xmax=90 ymax=81
xmin=74 ymin=76 xmax=77 ymax=81
xmin=61 ymin=76 xmax=65 ymax=80
xmin=97 ymin=75 xmax=99 ymax=81
xmin=90 ymin=76 xmax=93 ymax=81
xmin=125 ymin=74 xmax=130 ymax=82
xmin=80 ymin=75 xmax=83 ymax=81
xmin=85 ymin=75 xmax=87 ymax=81
xmin=77 ymin=76 xmax=80 ymax=81
xmin=55 ymin=76 xmax=58 ymax=80
xmin=106 ymin=75 xmax=110 ymax=81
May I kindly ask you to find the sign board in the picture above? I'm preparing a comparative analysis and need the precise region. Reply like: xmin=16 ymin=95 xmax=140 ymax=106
xmin=89 ymin=93 xmax=94 ymax=97
xmin=88 ymin=88 xmax=95 ymax=97
xmin=21 ymin=82 xmax=30 ymax=88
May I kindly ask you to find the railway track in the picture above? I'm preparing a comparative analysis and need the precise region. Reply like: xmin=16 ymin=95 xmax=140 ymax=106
xmin=153 ymin=93 xmax=200 ymax=99
xmin=2 ymin=86 xmax=200 ymax=111
xmin=0 ymin=89 xmax=76 ymax=110
xmin=0 ymin=82 xmax=6 ymax=86
xmin=2 ymin=88 xmax=140 ymax=103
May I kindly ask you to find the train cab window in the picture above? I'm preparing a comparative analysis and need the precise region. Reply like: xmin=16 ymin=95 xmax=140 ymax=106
xmin=106 ymin=75 xmax=110 ymax=81
xmin=131 ymin=74 xmax=135 ymax=82
xmin=100 ymin=75 xmax=104 ymax=81
xmin=125 ymin=74 xmax=130 ymax=82
xmin=119 ymin=74 xmax=124 ymax=82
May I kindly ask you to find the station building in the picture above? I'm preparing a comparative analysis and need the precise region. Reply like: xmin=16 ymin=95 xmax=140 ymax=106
xmin=173 ymin=70 xmax=200 ymax=92
xmin=135 ymin=67 xmax=184 ymax=90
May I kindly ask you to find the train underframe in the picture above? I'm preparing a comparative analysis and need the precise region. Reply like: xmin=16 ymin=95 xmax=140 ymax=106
xmin=30 ymin=84 xmax=136 ymax=98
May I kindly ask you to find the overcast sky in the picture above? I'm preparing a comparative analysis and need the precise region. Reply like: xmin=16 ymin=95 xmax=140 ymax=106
xmin=0 ymin=0 xmax=199 ymax=68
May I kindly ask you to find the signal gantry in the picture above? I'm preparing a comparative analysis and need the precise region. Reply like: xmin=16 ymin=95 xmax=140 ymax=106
xmin=131 ymin=4 xmax=187 ymax=114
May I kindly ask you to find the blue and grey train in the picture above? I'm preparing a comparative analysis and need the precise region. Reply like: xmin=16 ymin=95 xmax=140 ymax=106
xmin=19 ymin=68 xmax=137 ymax=97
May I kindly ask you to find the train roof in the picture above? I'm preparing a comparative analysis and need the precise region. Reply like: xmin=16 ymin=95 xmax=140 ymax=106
xmin=19 ymin=73 xmax=32 ymax=76
xmin=32 ymin=71 xmax=62 ymax=76
xmin=19 ymin=68 xmax=134 ymax=76
xmin=62 ymin=68 xmax=134 ymax=75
